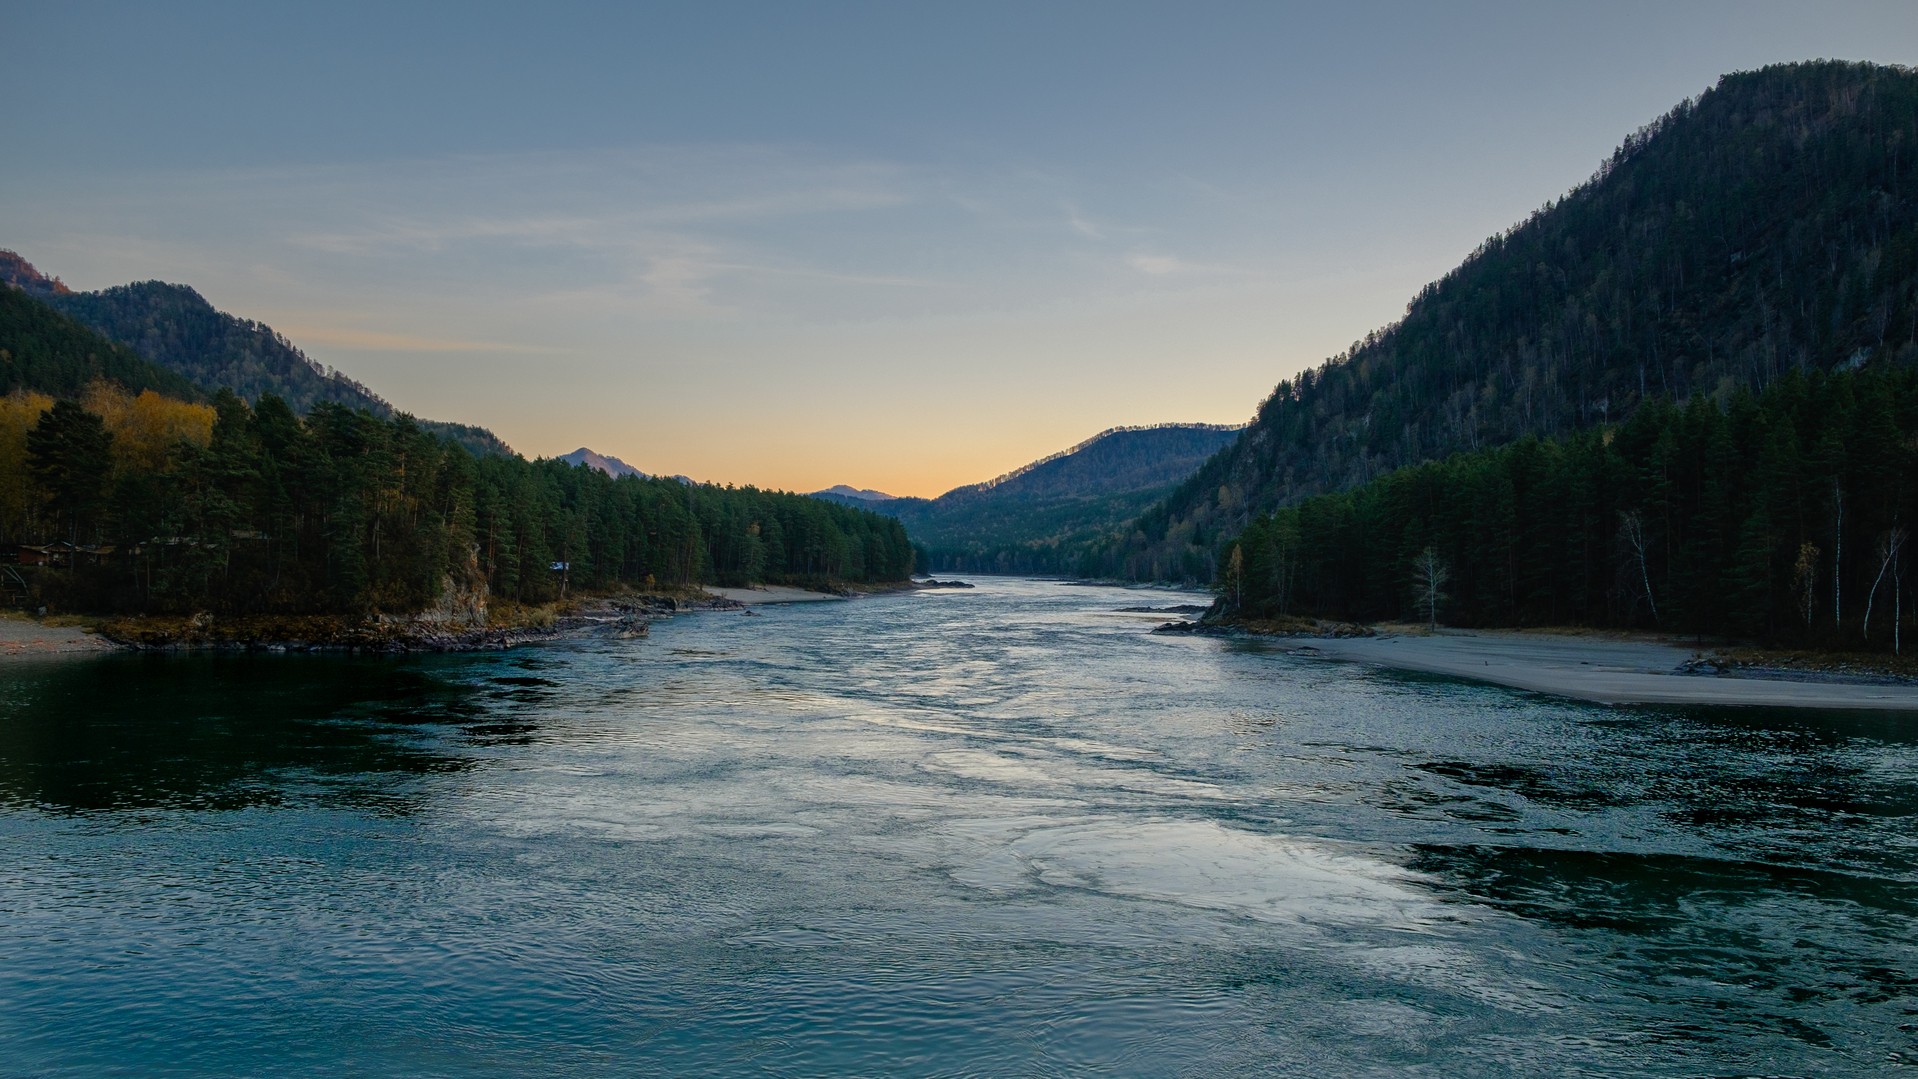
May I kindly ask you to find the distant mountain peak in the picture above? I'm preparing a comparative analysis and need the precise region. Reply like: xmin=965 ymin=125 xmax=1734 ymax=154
xmin=812 ymin=484 xmax=897 ymax=501
xmin=558 ymin=447 xmax=646 ymax=479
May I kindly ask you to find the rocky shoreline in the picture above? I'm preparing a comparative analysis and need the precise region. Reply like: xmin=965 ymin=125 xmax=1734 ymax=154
xmin=18 ymin=577 xmax=1027 ymax=657
xmin=59 ymin=581 xmax=948 ymax=655
xmin=1152 ymin=614 xmax=1375 ymax=639
xmin=91 ymin=592 xmax=747 ymax=655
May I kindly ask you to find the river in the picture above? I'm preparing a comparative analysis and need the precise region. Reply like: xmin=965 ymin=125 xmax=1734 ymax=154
xmin=2 ymin=577 xmax=1913 ymax=1076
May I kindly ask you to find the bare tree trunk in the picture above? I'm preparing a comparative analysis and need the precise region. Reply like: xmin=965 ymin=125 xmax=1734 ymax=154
xmin=1862 ymin=528 xmax=1907 ymax=642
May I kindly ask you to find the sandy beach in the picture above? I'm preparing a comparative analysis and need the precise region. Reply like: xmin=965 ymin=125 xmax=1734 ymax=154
xmin=1287 ymin=630 xmax=1918 ymax=710
xmin=0 ymin=613 xmax=120 ymax=660
xmin=702 ymin=585 xmax=848 ymax=605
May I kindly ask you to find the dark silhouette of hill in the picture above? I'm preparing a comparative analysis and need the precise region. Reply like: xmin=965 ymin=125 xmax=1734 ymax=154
xmin=1093 ymin=60 xmax=1918 ymax=581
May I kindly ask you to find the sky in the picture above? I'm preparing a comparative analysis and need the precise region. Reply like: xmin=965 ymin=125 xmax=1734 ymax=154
xmin=6 ymin=2 xmax=1918 ymax=496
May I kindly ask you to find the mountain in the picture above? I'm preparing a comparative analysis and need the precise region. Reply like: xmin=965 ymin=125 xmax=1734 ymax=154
xmin=1 ymin=251 xmax=514 ymax=456
xmin=810 ymin=484 xmax=897 ymax=502
xmin=847 ymin=423 xmax=1243 ymax=573
xmin=421 ymin=419 xmax=516 ymax=459
xmin=557 ymin=447 xmax=646 ymax=478
xmin=1095 ymin=60 xmax=1918 ymax=582
xmin=0 ymin=283 xmax=205 ymax=401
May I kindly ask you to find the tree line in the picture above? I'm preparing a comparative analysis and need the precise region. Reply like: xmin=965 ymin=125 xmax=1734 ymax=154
xmin=1217 ymin=366 xmax=1916 ymax=650
xmin=8 ymin=386 xmax=914 ymax=615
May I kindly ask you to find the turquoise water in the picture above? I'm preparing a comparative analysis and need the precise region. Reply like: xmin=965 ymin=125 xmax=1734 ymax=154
xmin=1 ymin=578 xmax=1914 ymax=1076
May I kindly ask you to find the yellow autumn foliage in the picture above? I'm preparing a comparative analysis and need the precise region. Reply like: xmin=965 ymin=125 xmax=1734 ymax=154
xmin=81 ymin=380 xmax=216 ymax=473
xmin=0 ymin=384 xmax=215 ymax=537
xmin=0 ymin=390 xmax=55 ymax=537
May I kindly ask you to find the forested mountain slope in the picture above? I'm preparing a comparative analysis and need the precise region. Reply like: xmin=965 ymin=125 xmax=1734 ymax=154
xmin=830 ymin=423 xmax=1242 ymax=573
xmin=1095 ymin=60 xmax=1918 ymax=582
xmin=1 ymin=252 xmax=514 ymax=456
xmin=0 ymin=285 xmax=205 ymax=401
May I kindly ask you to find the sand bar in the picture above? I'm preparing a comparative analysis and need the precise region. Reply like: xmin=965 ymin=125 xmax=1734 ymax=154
xmin=0 ymin=613 xmax=119 ymax=660
xmin=703 ymin=585 xmax=847 ymax=605
xmin=1287 ymin=630 xmax=1918 ymax=710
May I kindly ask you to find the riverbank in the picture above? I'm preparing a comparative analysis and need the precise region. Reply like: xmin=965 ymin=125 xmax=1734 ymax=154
xmin=29 ymin=579 xmax=924 ymax=654
xmin=1262 ymin=628 xmax=1918 ymax=710
xmin=0 ymin=612 xmax=119 ymax=660
xmin=88 ymin=591 xmax=714 ymax=653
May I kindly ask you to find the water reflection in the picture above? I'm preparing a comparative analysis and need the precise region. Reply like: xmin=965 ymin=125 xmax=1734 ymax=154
xmin=0 ymin=654 xmax=494 ymax=814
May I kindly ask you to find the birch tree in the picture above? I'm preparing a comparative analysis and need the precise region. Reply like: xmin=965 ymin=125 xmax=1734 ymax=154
xmin=1862 ymin=527 xmax=1906 ymax=642
xmin=1412 ymin=546 xmax=1450 ymax=630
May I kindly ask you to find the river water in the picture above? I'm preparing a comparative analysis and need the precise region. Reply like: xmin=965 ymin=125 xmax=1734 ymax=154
xmin=1 ymin=577 xmax=1914 ymax=1076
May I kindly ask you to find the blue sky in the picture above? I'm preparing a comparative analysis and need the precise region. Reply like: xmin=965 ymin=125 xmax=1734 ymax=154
xmin=6 ymin=1 xmax=1918 ymax=494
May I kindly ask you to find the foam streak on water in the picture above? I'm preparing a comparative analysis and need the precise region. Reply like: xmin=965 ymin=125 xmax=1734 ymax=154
xmin=1 ymin=578 xmax=1915 ymax=1076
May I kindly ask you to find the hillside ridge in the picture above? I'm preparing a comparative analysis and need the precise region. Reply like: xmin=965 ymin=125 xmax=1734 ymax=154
xmin=832 ymin=422 xmax=1242 ymax=573
xmin=1093 ymin=59 xmax=1918 ymax=582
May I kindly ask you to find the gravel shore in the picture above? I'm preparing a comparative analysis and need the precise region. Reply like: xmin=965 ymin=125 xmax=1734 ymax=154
xmin=1287 ymin=629 xmax=1918 ymax=710
xmin=0 ymin=613 xmax=120 ymax=660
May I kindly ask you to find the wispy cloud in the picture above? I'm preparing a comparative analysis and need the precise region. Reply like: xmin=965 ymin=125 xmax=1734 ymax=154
xmin=275 ymin=147 xmax=915 ymax=258
xmin=13 ymin=142 xmax=1258 ymax=336
xmin=1064 ymin=201 xmax=1105 ymax=240
xmin=216 ymin=146 xmax=948 ymax=319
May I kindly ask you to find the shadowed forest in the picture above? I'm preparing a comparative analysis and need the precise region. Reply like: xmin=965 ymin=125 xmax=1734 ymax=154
xmin=1218 ymin=367 xmax=1915 ymax=649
